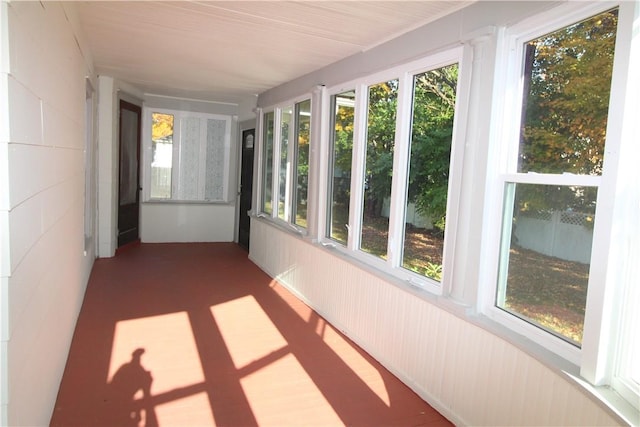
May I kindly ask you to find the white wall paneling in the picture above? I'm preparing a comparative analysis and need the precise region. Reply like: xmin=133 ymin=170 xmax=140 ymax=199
xmin=140 ymin=203 xmax=236 ymax=243
xmin=249 ymin=219 xmax=622 ymax=426
xmin=0 ymin=1 xmax=96 ymax=424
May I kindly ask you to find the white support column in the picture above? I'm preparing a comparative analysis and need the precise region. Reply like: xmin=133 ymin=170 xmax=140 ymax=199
xmin=451 ymin=28 xmax=497 ymax=306
xmin=97 ymin=75 xmax=117 ymax=257
xmin=306 ymin=85 xmax=326 ymax=241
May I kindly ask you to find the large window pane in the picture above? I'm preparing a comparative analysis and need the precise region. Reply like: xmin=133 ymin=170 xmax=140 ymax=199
xmin=518 ymin=9 xmax=617 ymax=175
xmin=402 ymin=64 xmax=458 ymax=281
xmin=495 ymin=9 xmax=617 ymax=347
xmin=328 ymin=91 xmax=355 ymax=244
xmin=278 ymin=107 xmax=292 ymax=220
xmin=147 ymin=109 xmax=232 ymax=203
xmin=497 ymin=183 xmax=596 ymax=345
xmin=204 ymin=118 xmax=228 ymax=201
xmin=293 ymin=100 xmax=311 ymax=228
xmin=176 ymin=117 xmax=201 ymax=200
xmin=150 ymin=112 xmax=174 ymax=199
xmin=262 ymin=112 xmax=275 ymax=214
xmin=360 ymin=80 xmax=398 ymax=258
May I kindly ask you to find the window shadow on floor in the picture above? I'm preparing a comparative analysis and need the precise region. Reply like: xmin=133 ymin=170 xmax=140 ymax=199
xmin=50 ymin=242 xmax=451 ymax=427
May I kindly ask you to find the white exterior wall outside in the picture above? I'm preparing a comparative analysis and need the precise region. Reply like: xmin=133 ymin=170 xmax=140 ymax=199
xmin=0 ymin=1 xmax=95 ymax=425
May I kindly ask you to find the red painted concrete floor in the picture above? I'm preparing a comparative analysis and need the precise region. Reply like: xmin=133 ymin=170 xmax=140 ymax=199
xmin=51 ymin=243 xmax=452 ymax=427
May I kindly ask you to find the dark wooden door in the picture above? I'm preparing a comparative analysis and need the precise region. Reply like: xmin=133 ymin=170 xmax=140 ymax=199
xmin=238 ymin=129 xmax=255 ymax=250
xmin=117 ymin=100 xmax=142 ymax=247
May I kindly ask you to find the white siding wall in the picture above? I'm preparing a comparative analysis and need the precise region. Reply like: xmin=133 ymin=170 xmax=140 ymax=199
xmin=96 ymin=76 xmax=118 ymax=257
xmin=0 ymin=2 xmax=94 ymax=425
xmin=249 ymin=220 xmax=621 ymax=426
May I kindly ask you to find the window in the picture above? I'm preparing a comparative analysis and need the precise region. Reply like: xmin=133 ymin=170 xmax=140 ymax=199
xmin=488 ymin=2 xmax=639 ymax=410
xmin=327 ymin=91 xmax=355 ymax=245
xmin=262 ymin=111 xmax=275 ymax=214
xmin=402 ymin=65 xmax=458 ymax=281
xmin=150 ymin=112 xmax=174 ymax=199
xmin=143 ymin=108 xmax=233 ymax=202
xmin=259 ymin=98 xmax=312 ymax=229
xmin=492 ymin=5 xmax=616 ymax=353
xmin=323 ymin=50 xmax=462 ymax=291
xmin=360 ymin=80 xmax=398 ymax=259
xmin=253 ymin=1 xmax=639 ymax=415
xmin=293 ymin=100 xmax=311 ymax=227
xmin=278 ymin=106 xmax=292 ymax=220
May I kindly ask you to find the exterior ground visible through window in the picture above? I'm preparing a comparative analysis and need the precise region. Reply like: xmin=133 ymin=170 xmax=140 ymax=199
xmin=359 ymin=216 xmax=586 ymax=343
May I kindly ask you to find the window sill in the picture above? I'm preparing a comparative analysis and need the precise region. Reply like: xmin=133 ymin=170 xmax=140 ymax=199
xmin=253 ymin=212 xmax=309 ymax=238
xmin=143 ymin=199 xmax=232 ymax=205
xmin=253 ymin=213 xmax=466 ymax=314
xmin=318 ymin=238 xmax=448 ymax=298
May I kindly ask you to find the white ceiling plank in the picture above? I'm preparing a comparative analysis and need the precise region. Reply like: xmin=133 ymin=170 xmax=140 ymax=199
xmin=76 ymin=1 xmax=473 ymax=104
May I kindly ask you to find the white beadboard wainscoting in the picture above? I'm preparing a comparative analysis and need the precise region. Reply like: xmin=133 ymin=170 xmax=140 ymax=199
xmin=140 ymin=202 xmax=236 ymax=243
xmin=248 ymin=219 xmax=622 ymax=426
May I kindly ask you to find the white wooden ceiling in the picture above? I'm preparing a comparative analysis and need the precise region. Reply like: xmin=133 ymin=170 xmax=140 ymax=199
xmin=76 ymin=1 xmax=473 ymax=104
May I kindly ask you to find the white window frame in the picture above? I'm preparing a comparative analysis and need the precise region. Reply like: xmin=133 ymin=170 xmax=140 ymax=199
xmin=600 ymin=0 xmax=640 ymax=409
xmin=257 ymin=94 xmax=313 ymax=234
xmin=258 ymin=109 xmax=275 ymax=215
xmin=142 ymin=107 xmax=233 ymax=203
xmin=482 ymin=0 xmax=639 ymax=410
xmin=319 ymin=47 xmax=467 ymax=295
xmin=291 ymin=99 xmax=313 ymax=229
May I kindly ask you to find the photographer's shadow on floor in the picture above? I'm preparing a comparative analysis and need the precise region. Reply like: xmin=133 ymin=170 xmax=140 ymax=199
xmin=104 ymin=348 xmax=158 ymax=427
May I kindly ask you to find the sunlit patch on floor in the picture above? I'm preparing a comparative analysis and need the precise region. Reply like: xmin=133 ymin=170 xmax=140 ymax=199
xmin=211 ymin=296 xmax=342 ymax=425
xmin=154 ymin=391 xmax=212 ymax=426
xmin=240 ymin=353 xmax=344 ymax=426
xmin=109 ymin=312 xmax=213 ymax=426
xmin=210 ymin=295 xmax=288 ymax=369
xmin=317 ymin=318 xmax=391 ymax=406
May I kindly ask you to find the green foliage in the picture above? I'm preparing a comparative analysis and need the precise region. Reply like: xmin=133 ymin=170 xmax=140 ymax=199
xmin=331 ymin=94 xmax=356 ymax=208
xmin=425 ymin=262 xmax=443 ymax=281
xmin=364 ymin=81 xmax=398 ymax=216
xmin=520 ymin=9 xmax=617 ymax=176
xmin=408 ymin=65 xmax=458 ymax=230
xmin=262 ymin=112 xmax=275 ymax=213
xmin=515 ymin=184 xmax=597 ymax=219
xmin=333 ymin=98 xmax=355 ymax=173
xmin=151 ymin=113 xmax=174 ymax=142
xmin=517 ymin=9 xmax=617 ymax=214
xmin=329 ymin=68 xmax=458 ymax=231
xmin=296 ymin=119 xmax=310 ymax=177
